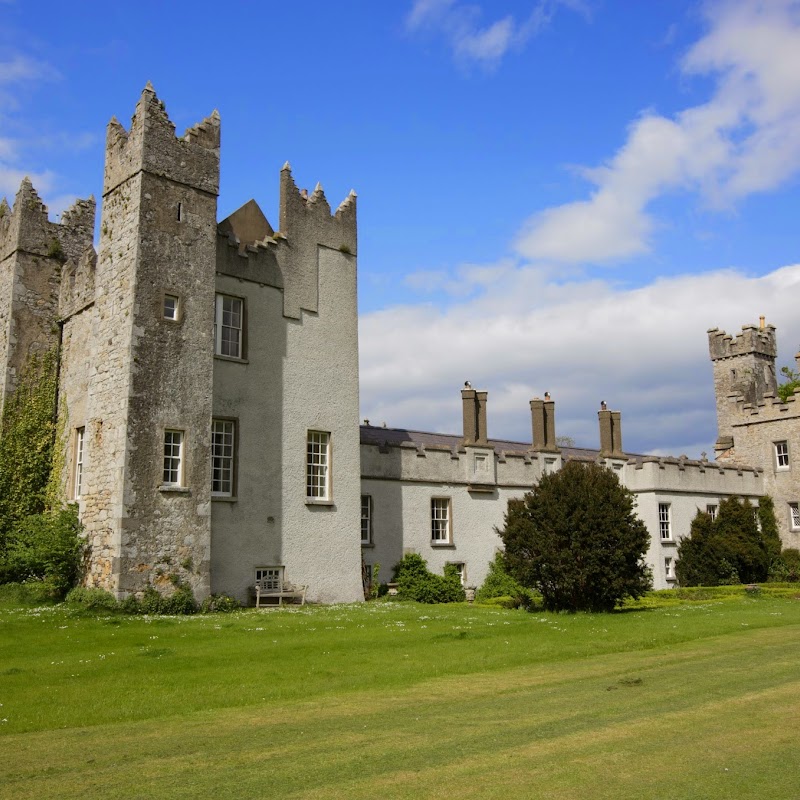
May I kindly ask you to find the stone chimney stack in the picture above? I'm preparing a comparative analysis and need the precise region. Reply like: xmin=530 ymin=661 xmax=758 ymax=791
xmin=598 ymin=402 xmax=623 ymax=456
xmin=461 ymin=384 xmax=488 ymax=446
xmin=530 ymin=393 xmax=558 ymax=452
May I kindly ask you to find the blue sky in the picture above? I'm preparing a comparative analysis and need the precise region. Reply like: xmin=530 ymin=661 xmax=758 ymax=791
xmin=3 ymin=0 xmax=800 ymax=457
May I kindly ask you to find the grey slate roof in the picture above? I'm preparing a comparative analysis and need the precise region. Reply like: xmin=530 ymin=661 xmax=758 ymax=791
xmin=359 ymin=424 xmax=622 ymax=461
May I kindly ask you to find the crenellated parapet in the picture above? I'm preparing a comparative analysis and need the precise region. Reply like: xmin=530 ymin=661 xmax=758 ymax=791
xmin=709 ymin=321 xmax=780 ymax=445
xmin=215 ymin=229 xmax=284 ymax=289
xmin=0 ymin=181 xmax=95 ymax=264
xmin=278 ymin=163 xmax=357 ymax=319
xmin=708 ymin=323 xmax=777 ymax=361
xmin=103 ymin=83 xmax=220 ymax=197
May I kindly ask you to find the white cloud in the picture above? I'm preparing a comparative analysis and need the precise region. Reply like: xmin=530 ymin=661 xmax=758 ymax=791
xmin=516 ymin=0 xmax=800 ymax=263
xmin=360 ymin=261 xmax=800 ymax=457
xmin=406 ymin=0 xmax=582 ymax=66
xmin=0 ymin=165 xmax=57 ymax=199
xmin=0 ymin=55 xmax=60 ymax=85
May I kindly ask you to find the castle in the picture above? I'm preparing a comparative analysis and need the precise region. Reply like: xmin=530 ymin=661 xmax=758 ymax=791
xmin=0 ymin=88 xmax=796 ymax=602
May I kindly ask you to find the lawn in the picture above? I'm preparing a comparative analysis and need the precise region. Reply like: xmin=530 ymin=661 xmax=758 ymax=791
xmin=2 ymin=591 xmax=800 ymax=799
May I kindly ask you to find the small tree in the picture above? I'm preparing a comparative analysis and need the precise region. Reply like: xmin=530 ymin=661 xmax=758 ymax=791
xmin=676 ymin=496 xmax=780 ymax=586
xmin=500 ymin=461 xmax=652 ymax=612
xmin=777 ymin=364 xmax=800 ymax=403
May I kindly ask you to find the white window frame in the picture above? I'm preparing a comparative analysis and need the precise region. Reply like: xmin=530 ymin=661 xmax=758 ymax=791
xmin=361 ymin=494 xmax=372 ymax=544
xmin=211 ymin=419 xmax=235 ymax=497
xmin=658 ymin=503 xmax=672 ymax=541
xmin=706 ymin=504 xmax=717 ymax=521
xmin=255 ymin=566 xmax=283 ymax=591
xmin=306 ymin=430 xmax=331 ymax=501
xmin=431 ymin=497 xmax=452 ymax=544
xmin=790 ymin=503 xmax=800 ymax=531
xmin=162 ymin=430 xmax=184 ymax=486
xmin=664 ymin=557 xmax=675 ymax=581
xmin=214 ymin=293 xmax=243 ymax=358
xmin=163 ymin=294 xmax=179 ymax=321
xmin=775 ymin=441 xmax=790 ymax=470
xmin=73 ymin=426 xmax=85 ymax=500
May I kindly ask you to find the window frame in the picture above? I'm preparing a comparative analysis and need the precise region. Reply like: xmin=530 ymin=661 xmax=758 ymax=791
xmin=163 ymin=293 xmax=180 ymax=322
xmin=361 ymin=494 xmax=373 ymax=545
xmin=72 ymin=426 xmax=85 ymax=500
xmin=706 ymin=504 xmax=718 ymax=521
xmin=211 ymin=418 xmax=236 ymax=498
xmin=790 ymin=503 xmax=800 ymax=531
xmin=431 ymin=497 xmax=452 ymax=545
xmin=214 ymin=293 xmax=245 ymax=359
xmin=306 ymin=430 xmax=331 ymax=502
xmin=162 ymin=429 xmax=184 ymax=487
xmin=664 ymin=556 xmax=675 ymax=581
xmin=658 ymin=502 xmax=672 ymax=542
xmin=775 ymin=441 xmax=790 ymax=471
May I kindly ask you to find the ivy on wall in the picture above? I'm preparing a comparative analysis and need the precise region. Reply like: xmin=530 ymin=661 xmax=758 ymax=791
xmin=0 ymin=347 xmax=59 ymax=553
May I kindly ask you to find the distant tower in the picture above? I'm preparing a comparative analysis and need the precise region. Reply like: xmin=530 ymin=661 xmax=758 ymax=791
xmin=708 ymin=320 xmax=778 ymax=455
xmin=79 ymin=85 xmax=220 ymax=597
xmin=0 ymin=180 xmax=94 ymax=421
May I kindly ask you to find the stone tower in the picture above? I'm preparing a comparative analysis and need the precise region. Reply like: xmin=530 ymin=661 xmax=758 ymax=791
xmin=708 ymin=321 xmax=778 ymax=455
xmin=0 ymin=181 xmax=94 ymax=420
xmin=78 ymin=84 xmax=220 ymax=597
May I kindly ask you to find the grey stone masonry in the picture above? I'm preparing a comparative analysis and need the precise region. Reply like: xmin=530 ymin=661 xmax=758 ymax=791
xmin=77 ymin=85 xmax=220 ymax=597
xmin=0 ymin=179 xmax=94 ymax=421
xmin=709 ymin=321 xmax=800 ymax=546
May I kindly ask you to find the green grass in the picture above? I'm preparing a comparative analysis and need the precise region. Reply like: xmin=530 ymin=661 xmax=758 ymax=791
xmin=2 ymin=592 xmax=800 ymax=799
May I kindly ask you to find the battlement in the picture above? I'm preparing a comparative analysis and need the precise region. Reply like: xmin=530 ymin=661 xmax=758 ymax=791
xmin=103 ymin=83 xmax=220 ymax=197
xmin=708 ymin=323 xmax=777 ymax=361
xmin=0 ymin=180 xmax=95 ymax=265
xmin=279 ymin=163 xmax=357 ymax=255
xmin=216 ymin=229 xmax=284 ymax=289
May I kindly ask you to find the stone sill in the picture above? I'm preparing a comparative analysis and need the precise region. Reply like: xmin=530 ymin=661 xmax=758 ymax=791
xmin=430 ymin=542 xmax=456 ymax=548
xmin=212 ymin=495 xmax=238 ymax=503
xmin=660 ymin=539 xmax=677 ymax=547
xmin=306 ymin=499 xmax=335 ymax=508
xmin=361 ymin=542 xmax=375 ymax=548
xmin=159 ymin=485 xmax=190 ymax=494
xmin=214 ymin=354 xmax=249 ymax=365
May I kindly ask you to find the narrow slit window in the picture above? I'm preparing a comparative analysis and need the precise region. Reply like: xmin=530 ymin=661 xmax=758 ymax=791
xmin=163 ymin=430 xmax=183 ymax=486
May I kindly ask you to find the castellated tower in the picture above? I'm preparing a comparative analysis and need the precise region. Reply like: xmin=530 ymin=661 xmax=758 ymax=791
xmin=74 ymin=84 xmax=220 ymax=597
xmin=0 ymin=181 xmax=95 ymax=420
xmin=708 ymin=322 xmax=778 ymax=454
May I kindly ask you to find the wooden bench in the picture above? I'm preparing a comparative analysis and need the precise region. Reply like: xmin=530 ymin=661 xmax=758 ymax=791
xmin=254 ymin=580 xmax=307 ymax=608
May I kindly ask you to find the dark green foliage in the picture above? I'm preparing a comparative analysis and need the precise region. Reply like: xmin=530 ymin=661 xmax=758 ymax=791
xmin=65 ymin=586 xmax=120 ymax=612
xmin=200 ymin=593 xmax=240 ymax=613
xmin=475 ymin=553 xmax=534 ymax=608
xmin=124 ymin=582 xmax=199 ymax=615
xmin=0 ymin=349 xmax=59 ymax=556
xmin=2 ymin=507 xmax=83 ymax=597
xmin=777 ymin=365 xmax=800 ymax=403
xmin=392 ymin=553 xmax=466 ymax=603
xmin=769 ymin=548 xmax=800 ymax=582
xmin=676 ymin=496 xmax=780 ymax=586
xmin=500 ymin=461 xmax=652 ymax=612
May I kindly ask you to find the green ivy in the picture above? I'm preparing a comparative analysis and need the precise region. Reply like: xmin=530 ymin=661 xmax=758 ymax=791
xmin=0 ymin=348 xmax=59 ymax=554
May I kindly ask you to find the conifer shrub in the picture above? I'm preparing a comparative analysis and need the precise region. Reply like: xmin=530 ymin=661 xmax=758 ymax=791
xmin=676 ymin=496 xmax=781 ymax=586
xmin=500 ymin=461 xmax=652 ymax=612
xmin=392 ymin=553 xmax=465 ymax=603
